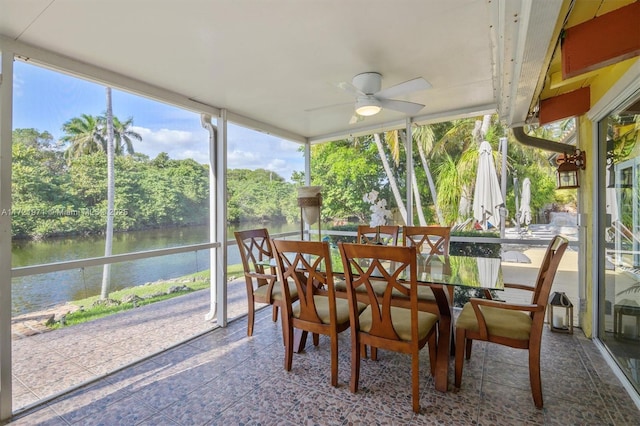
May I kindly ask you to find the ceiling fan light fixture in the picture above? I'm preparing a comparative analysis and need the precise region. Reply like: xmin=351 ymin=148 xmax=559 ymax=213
xmin=355 ymin=97 xmax=381 ymax=116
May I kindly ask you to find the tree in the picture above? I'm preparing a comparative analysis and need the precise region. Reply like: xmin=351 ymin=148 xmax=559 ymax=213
xmin=226 ymin=168 xmax=295 ymax=224
xmin=373 ymin=132 xmax=407 ymax=224
xmin=411 ymin=125 xmax=444 ymax=224
xmin=12 ymin=128 xmax=54 ymax=148
xmin=434 ymin=153 xmax=466 ymax=225
xmin=11 ymin=132 xmax=74 ymax=238
xmin=60 ymin=104 xmax=141 ymax=300
xmin=309 ymin=139 xmax=382 ymax=221
xmin=101 ymin=87 xmax=116 ymax=300
xmin=61 ymin=114 xmax=104 ymax=164
xmin=110 ymin=116 xmax=140 ymax=156
xmin=61 ymin=113 xmax=139 ymax=163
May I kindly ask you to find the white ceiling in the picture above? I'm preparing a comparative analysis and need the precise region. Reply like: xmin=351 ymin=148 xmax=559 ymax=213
xmin=0 ymin=0 xmax=567 ymax=143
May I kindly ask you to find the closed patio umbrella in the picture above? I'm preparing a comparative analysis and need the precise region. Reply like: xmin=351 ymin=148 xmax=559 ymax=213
xmin=476 ymin=257 xmax=501 ymax=288
xmin=473 ymin=141 xmax=504 ymax=230
xmin=519 ymin=177 xmax=532 ymax=226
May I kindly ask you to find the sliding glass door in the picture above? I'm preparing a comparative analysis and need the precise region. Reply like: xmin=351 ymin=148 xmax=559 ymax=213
xmin=600 ymin=91 xmax=640 ymax=394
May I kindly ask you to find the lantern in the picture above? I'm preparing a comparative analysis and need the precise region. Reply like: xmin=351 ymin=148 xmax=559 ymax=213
xmin=548 ymin=291 xmax=573 ymax=334
xmin=556 ymin=149 xmax=586 ymax=189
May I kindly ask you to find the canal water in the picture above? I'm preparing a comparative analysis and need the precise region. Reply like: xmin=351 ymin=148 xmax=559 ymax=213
xmin=11 ymin=223 xmax=299 ymax=315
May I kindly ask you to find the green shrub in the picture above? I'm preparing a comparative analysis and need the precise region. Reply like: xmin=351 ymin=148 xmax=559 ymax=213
xmin=450 ymin=230 xmax=501 ymax=258
xmin=324 ymin=224 xmax=359 ymax=244
xmin=450 ymin=230 xmax=501 ymax=306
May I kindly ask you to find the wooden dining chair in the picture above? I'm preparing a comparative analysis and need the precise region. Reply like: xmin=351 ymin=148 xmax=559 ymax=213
xmin=357 ymin=225 xmax=400 ymax=245
xmin=234 ymin=228 xmax=298 ymax=337
xmin=338 ymin=242 xmax=439 ymax=413
xmin=403 ymin=225 xmax=451 ymax=255
xmin=454 ymin=235 xmax=569 ymax=408
xmin=399 ymin=226 xmax=453 ymax=310
xmin=271 ymin=239 xmax=365 ymax=386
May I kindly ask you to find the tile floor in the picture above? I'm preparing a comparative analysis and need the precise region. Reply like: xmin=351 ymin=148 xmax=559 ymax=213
xmin=10 ymin=278 xmax=271 ymax=412
xmin=6 ymin=301 xmax=640 ymax=425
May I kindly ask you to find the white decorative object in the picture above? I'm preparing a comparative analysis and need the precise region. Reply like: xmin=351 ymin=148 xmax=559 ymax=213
xmin=298 ymin=186 xmax=322 ymax=225
xmin=298 ymin=186 xmax=322 ymax=240
xmin=363 ymin=190 xmax=391 ymax=227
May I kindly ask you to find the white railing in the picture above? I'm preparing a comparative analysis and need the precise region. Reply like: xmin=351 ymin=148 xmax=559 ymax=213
xmin=12 ymin=242 xmax=220 ymax=277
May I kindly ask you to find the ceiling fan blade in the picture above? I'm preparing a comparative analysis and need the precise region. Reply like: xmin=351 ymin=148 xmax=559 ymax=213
xmin=375 ymin=77 xmax=431 ymax=99
xmin=338 ymin=81 xmax=365 ymax=97
xmin=304 ymin=101 xmax=352 ymax=113
xmin=379 ymin=99 xmax=425 ymax=114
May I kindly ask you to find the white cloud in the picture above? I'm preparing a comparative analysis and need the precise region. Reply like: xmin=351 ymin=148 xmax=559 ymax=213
xmin=228 ymin=149 xmax=261 ymax=169
xmin=132 ymin=126 xmax=208 ymax=163
xmin=131 ymin=125 xmax=304 ymax=181
xmin=13 ymin=72 xmax=25 ymax=98
xmin=278 ymin=139 xmax=303 ymax=151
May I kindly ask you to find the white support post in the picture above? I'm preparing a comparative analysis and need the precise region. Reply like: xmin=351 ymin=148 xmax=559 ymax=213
xmin=0 ymin=50 xmax=14 ymax=420
xmin=304 ymin=141 xmax=311 ymax=186
xmin=406 ymin=119 xmax=413 ymax=226
xmin=499 ymin=136 xmax=508 ymax=238
xmin=202 ymin=114 xmax=218 ymax=322
xmin=215 ymin=110 xmax=228 ymax=327
xmin=303 ymin=141 xmax=311 ymax=238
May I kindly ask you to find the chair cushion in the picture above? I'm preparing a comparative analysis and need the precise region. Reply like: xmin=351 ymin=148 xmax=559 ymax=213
xmin=333 ymin=278 xmax=347 ymax=293
xmin=456 ymin=302 xmax=533 ymax=340
xmin=334 ymin=280 xmax=435 ymax=302
xmin=254 ymin=280 xmax=297 ymax=301
xmin=393 ymin=284 xmax=436 ymax=301
xmin=293 ymin=296 xmax=366 ymax=324
xmin=335 ymin=279 xmax=396 ymax=295
xmin=358 ymin=305 xmax=438 ymax=341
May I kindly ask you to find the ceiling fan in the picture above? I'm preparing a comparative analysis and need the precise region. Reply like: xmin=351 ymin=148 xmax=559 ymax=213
xmin=337 ymin=72 xmax=432 ymax=123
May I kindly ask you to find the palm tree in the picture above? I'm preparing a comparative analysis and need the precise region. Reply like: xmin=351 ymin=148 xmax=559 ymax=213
xmin=373 ymin=132 xmax=408 ymax=224
xmin=106 ymin=116 xmax=140 ymax=156
xmin=61 ymin=114 xmax=104 ymax=164
xmin=435 ymin=153 xmax=467 ymax=225
xmin=61 ymin=102 xmax=141 ymax=300
xmin=410 ymin=125 xmax=444 ymax=225
xmin=101 ymin=87 xmax=116 ymax=300
xmin=430 ymin=115 xmax=495 ymax=223
xmin=61 ymin=114 xmax=140 ymax=161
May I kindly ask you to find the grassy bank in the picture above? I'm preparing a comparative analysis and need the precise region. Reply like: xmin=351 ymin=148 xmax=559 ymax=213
xmin=49 ymin=263 xmax=245 ymax=329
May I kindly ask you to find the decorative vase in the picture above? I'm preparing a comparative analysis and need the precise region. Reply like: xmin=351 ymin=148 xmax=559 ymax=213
xmin=297 ymin=186 xmax=322 ymax=225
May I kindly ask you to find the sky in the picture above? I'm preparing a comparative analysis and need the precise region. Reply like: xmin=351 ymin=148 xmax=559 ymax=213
xmin=12 ymin=61 xmax=305 ymax=181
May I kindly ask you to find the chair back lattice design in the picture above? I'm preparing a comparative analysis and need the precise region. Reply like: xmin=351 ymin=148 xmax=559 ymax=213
xmin=271 ymin=240 xmax=335 ymax=324
xmin=234 ymin=228 xmax=280 ymax=336
xmin=340 ymin=243 xmax=418 ymax=341
xmin=235 ymin=228 xmax=275 ymax=289
xmin=357 ymin=225 xmax=400 ymax=246
xmin=403 ymin=226 xmax=451 ymax=255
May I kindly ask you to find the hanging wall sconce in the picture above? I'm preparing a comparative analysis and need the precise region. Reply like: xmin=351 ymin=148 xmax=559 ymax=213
xmin=556 ymin=149 xmax=586 ymax=189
